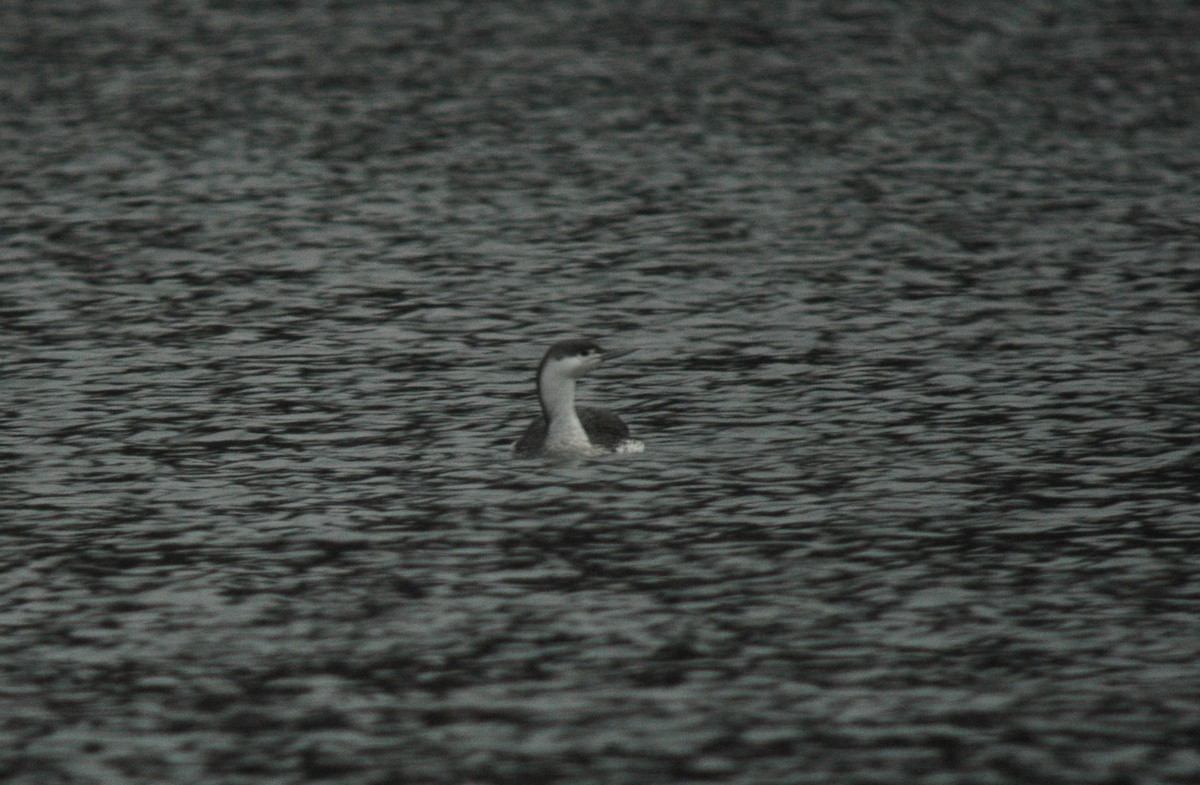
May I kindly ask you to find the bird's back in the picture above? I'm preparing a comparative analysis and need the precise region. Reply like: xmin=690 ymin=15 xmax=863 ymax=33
xmin=577 ymin=406 xmax=631 ymax=449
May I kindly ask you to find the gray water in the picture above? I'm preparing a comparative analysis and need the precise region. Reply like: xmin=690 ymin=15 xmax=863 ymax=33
xmin=3 ymin=1 xmax=1200 ymax=783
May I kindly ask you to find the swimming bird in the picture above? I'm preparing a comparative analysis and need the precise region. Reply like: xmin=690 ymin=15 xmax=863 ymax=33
xmin=513 ymin=339 xmax=644 ymax=458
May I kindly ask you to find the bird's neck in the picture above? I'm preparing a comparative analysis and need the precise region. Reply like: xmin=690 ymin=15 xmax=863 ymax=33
xmin=539 ymin=371 xmax=588 ymax=447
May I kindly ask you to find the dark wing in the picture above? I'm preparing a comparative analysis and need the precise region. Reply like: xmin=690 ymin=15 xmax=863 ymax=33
xmin=578 ymin=406 xmax=631 ymax=450
xmin=512 ymin=416 xmax=547 ymax=457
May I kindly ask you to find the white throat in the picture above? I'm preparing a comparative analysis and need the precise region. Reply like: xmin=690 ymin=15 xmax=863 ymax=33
xmin=539 ymin=370 xmax=591 ymax=451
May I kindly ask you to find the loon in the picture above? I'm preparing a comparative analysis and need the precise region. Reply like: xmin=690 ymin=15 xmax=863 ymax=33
xmin=513 ymin=339 xmax=644 ymax=458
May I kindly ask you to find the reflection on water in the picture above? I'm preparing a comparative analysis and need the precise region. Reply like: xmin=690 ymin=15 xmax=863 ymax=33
xmin=3 ymin=0 xmax=1200 ymax=783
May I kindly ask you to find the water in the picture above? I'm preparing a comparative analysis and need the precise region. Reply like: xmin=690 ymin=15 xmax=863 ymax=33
xmin=3 ymin=1 xmax=1200 ymax=783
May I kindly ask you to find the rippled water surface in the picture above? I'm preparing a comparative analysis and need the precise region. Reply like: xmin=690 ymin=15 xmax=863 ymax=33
xmin=4 ymin=1 xmax=1200 ymax=783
